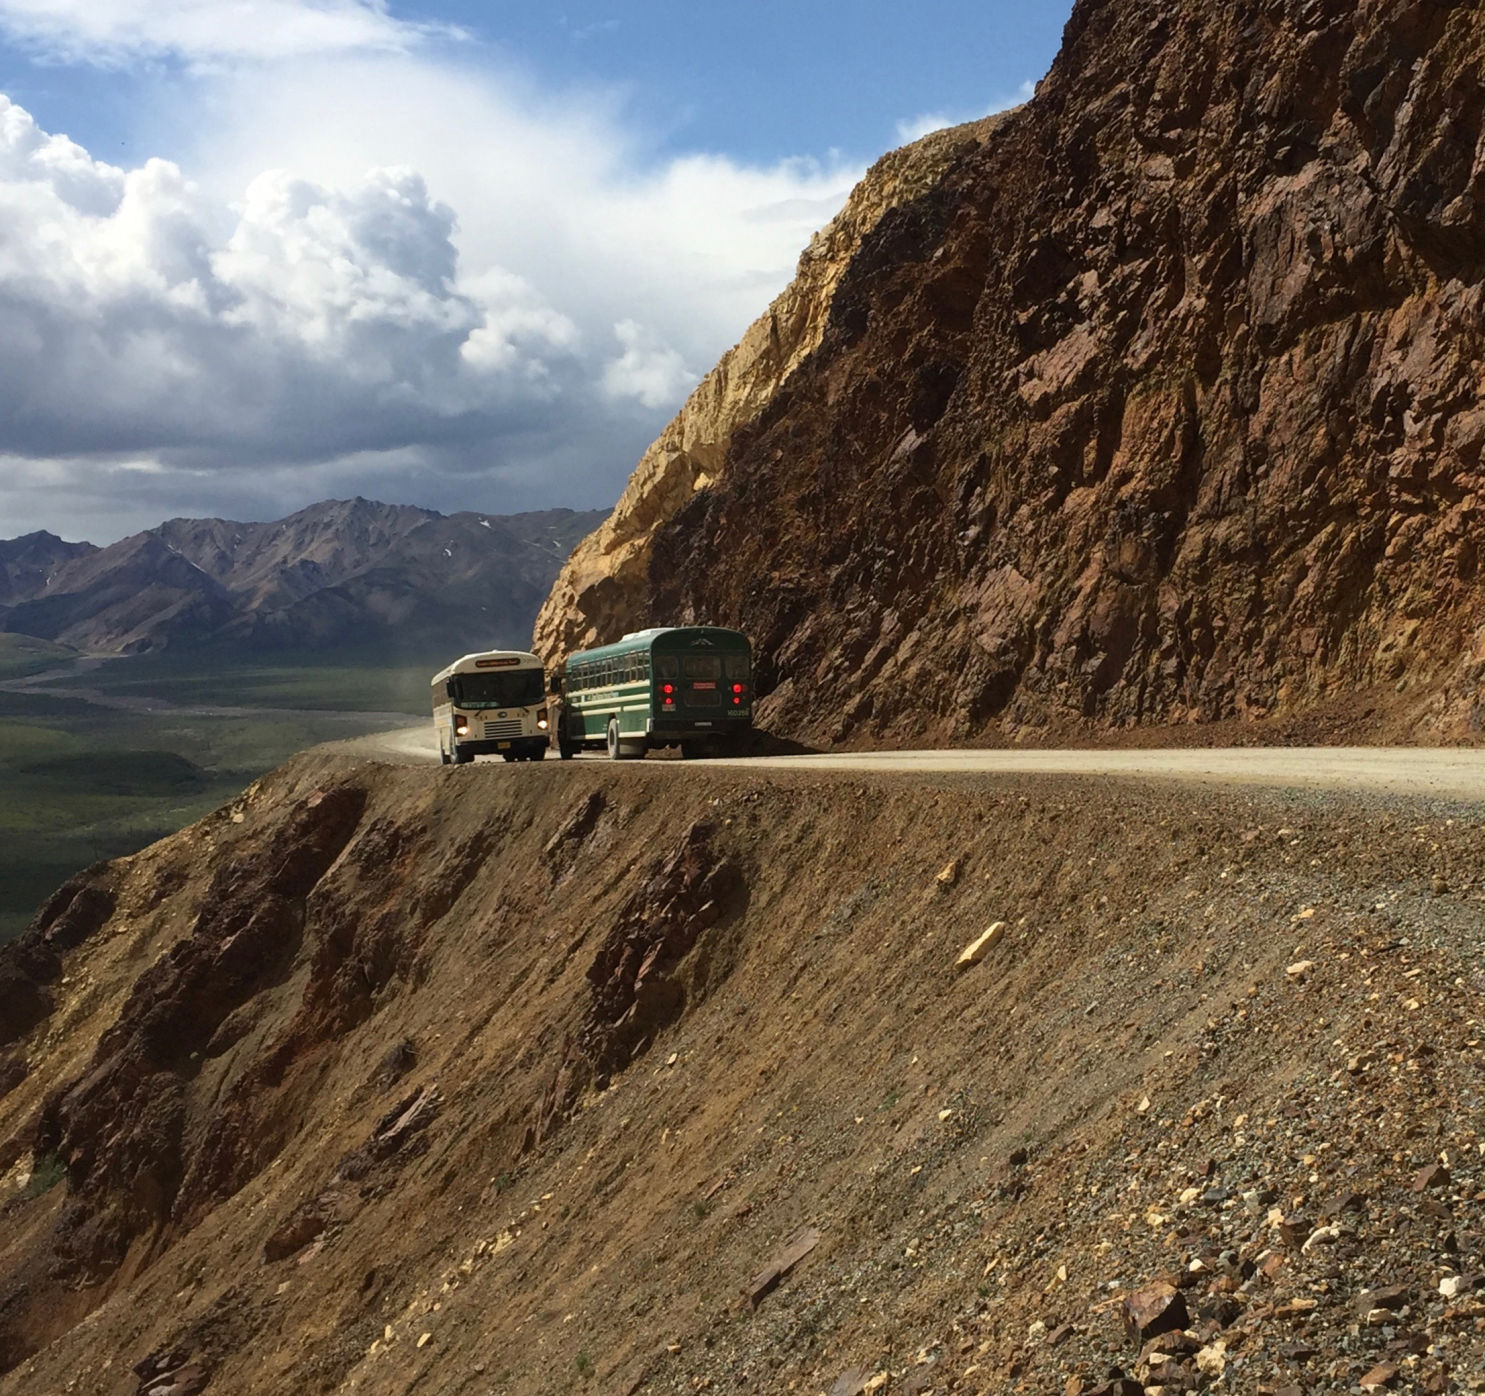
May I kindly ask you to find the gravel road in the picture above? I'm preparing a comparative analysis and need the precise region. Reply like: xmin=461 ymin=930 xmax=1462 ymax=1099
xmin=345 ymin=724 xmax=1485 ymax=801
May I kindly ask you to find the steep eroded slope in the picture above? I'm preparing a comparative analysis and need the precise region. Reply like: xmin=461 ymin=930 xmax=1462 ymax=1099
xmin=2 ymin=755 xmax=1485 ymax=1394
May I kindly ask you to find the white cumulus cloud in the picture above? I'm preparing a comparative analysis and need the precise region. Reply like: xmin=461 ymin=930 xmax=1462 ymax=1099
xmin=0 ymin=40 xmax=865 ymax=541
xmin=602 ymin=320 xmax=695 ymax=410
xmin=0 ymin=0 xmax=452 ymax=65
xmin=0 ymin=94 xmax=582 ymax=470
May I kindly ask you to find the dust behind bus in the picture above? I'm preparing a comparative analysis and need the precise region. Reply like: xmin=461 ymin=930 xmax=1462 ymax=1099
xmin=431 ymin=650 xmax=549 ymax=765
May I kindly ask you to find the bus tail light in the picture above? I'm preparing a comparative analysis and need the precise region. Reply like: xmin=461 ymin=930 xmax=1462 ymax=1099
xmin=732 ymin=683 xmax=746 ymax=694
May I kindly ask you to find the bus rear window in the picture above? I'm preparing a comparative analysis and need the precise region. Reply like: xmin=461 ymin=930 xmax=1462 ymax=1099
xmin=683 ymin=655 xmax=722 ymax=680
xmin=656 ymin=656 xmax=679 ymax=680
xmin=725 ymin=654 xmax=750 ymax=681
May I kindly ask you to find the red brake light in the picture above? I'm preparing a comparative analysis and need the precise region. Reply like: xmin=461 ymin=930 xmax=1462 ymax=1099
xmin=732 ymin=683 xmax=744 ymax=694
xmin=661 ymin=683 xmax=674 ymax=695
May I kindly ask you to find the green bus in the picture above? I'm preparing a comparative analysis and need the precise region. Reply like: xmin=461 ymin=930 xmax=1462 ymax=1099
xmin=555 ymin=626 xmax=753 ymax=760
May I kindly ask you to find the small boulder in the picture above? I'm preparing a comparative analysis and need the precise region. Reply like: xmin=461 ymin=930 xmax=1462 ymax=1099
xmin=1358 ymin=1284 xmax=1409 ymax=1313
xmin=1122 ymin=1281 xmax=1190 ymax=1344
xmin=1413 ymin=1163 xmax=1450 ymax=1192
xmin=956 ymin=922 xmax=1006 ymax=969
xmin=1360 ymin=1362 xmax=1398 ymax=1392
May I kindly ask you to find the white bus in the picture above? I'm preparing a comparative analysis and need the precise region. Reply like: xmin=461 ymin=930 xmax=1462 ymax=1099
xmin=432 ymin=650 xmax=550 ymax=765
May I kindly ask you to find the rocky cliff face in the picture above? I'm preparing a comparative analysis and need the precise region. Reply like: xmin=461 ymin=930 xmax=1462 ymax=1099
xmin=531 ymin=116 xmax=1009 ymax=666
xmin=537 ymin=0 xmax=1485 ymax=746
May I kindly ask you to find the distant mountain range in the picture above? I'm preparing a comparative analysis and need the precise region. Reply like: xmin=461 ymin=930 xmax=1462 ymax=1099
xmin=0 ymin=499 xmax=607 ymax=658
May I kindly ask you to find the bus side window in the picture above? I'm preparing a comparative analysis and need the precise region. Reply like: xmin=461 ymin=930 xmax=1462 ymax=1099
xmin=725 ymin=654 xmax=750 ymax=680
xmin=640 ymin=653 xmax=651 ymax=681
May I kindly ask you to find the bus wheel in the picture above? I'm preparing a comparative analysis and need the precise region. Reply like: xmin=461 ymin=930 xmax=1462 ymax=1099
xmin=532 ymin=747 xmax=546 ymax=761
xmin=606 ymin=719 xmax=622 ymax=760
xmin=680 ymin=741 xmax=710 ymax=760
xmin=453 ymin=745 xmax=473 ymax=765
xmin=440 ymin=747 xmax=452 ymax=765
xmin=558 ymin=734 xmax=574 ymax=761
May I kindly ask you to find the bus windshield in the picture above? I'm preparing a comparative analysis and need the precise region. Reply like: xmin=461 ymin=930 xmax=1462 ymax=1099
xmin=451 ymin=669 xmax=544 ymax=709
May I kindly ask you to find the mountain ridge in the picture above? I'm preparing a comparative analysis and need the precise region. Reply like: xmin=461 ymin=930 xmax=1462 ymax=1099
xmin=0 ymin=499 xmax=607 ymax=659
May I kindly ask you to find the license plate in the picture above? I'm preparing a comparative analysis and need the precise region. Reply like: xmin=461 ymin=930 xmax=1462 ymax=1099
xmin=693 ymin=680 xmax=716 ymax=690
xmin=497 ymin=741 xmax=511 ymax=749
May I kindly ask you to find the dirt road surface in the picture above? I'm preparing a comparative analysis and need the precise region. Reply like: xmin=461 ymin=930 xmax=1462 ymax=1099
xmin=352 ymin=723 xmax=1485 ymax=802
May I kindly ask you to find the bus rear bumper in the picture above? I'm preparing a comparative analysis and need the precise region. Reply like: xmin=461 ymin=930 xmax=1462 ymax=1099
xmin=646 ymin=717 xmax=752 ymax=742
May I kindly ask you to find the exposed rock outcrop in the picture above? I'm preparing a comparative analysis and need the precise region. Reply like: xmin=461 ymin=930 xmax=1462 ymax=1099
xmin=0 ymin=867 xmax=116 ymax=1049
xmin=580 ymin=820 xmax=748 ymax=1084
xmin=532 ymin=117 xmax=1010 ymax=666
xmin=538 ymin=0 xmax=1485 ymax=746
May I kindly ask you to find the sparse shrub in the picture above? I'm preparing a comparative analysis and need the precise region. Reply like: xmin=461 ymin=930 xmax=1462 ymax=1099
xmin=21 ymin=1152 xmax=65 ymax=1199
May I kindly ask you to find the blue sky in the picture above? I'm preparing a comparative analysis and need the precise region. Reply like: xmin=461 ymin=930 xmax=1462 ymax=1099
xmin=0 ymin=0 xmax=1071 ymax=543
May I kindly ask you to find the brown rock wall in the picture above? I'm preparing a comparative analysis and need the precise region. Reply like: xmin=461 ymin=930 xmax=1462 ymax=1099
xmin=539 ymin=0 xmax=1485 ymax=746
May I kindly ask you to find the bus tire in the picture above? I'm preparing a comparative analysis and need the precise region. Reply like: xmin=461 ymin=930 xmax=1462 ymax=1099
xmin=558 ymin=733 xmax=574 ymax=760
xmin=680 ymin=741 xmax=711 ymax=760
xmin=453 ymin=744 xmax=473 ymax=765
xmin=532 ymin=747 xmax=546 ymax=761
xmin=606 ymin=719 xmax=644 ymax=760
xmin=440 ymin=747 xmax=452 ymax=765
